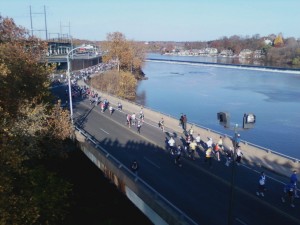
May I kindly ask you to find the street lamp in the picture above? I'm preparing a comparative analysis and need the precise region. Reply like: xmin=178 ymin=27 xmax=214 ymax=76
xmin=217 ymin=112 xmax=256 ymax=225
xmin=67 ymin=44 xmax=94 ymax=125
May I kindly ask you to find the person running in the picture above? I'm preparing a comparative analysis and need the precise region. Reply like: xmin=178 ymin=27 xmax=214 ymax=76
xmin=139 ymin=108 xmax=144 ymax=122
xmin=137 ymin=120 xmax=142 ymax=133
xmin=236 ymin=146 xmax=243 ymax=165
xmin=290 ymin=170 xmax=299 ymax=198
xmin=117 ymin=102 xmax=122 ymax=111
xmin=214 ymin=143 xmax=221 ymax=161
xmin=233 ymin=133 xmax=241 ymax=148
xmin=184 ymin=134 xmax=191 ymax=154
xmin=189 ymin=126 xmax=194 ymax=140
xmin=131 ymin=160 xmax=139 ymax=175
xmin=195 ymin=134 xmax=201 ymax=148
xmin=256 ymin=171 xmax=266 ymax=197
xmin=175 ymin=145 xmax=182 ymax=167
xmin=131 ymin=113 xmax=136 ymax=126
xmin=158 ymin=118 xmax=165 ymax=132
xmin=217 ymin=136 xmax=224 ymax=152
xmin=109 ymin=105 xmax=114 ymax=115
xmin=205 ymin=147 xmax=213 ymax=168
xmin=206 ymin=137 xmax=213 ymax=149
xmin=189 ymin=140 xmax=197 ymax=160
xmin=182 ymin=114 xmax=187 ymax=131
xmin=168 ymin=136 xmax=176 ymax=155
xmin=225 ymin=147 xmax=233 ymax=167
xmin=282 ymin=183 xmax=295 ymax=207
xmin=126 ymin=114 xmax=131 ymax=128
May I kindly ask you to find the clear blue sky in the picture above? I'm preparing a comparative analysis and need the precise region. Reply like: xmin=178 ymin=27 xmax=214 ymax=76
xmin=1 ymin=0 xmax=299 ymax=42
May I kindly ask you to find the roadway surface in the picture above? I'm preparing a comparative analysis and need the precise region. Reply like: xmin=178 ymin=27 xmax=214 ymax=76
xmin=52 ymin=84 xmax=300 ymax=225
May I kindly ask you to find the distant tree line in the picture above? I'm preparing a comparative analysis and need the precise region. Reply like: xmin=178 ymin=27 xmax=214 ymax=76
xmin=146 ymin=34 xmax=300 ymax=68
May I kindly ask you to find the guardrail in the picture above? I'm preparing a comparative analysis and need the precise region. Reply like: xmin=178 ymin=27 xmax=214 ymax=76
xmin=75 ymin=125 xmax=198 ymax=225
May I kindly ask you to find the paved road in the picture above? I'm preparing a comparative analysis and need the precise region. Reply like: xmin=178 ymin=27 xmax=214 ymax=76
xmin=53 ymin=84 xmax=300 ymax=225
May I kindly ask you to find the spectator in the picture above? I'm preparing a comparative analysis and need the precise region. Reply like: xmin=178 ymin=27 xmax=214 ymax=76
xmin=183 ymin=114 xmax=187 ymax=130
xmin=179 ymin=113 xmax=184 ymax=128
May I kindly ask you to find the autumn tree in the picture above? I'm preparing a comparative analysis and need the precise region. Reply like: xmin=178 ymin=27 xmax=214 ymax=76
xmin=274 ymin=33 xmax=284 ymax=47
xmin=101 ymin=32 xmax=146 ymax=77
xmin=91 ymin=69 xmax=137 ymax=100
xmin=0 ymin=16 xmax=72 ymax=225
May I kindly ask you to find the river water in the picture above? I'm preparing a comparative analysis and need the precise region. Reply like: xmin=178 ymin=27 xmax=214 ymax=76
xmin=136 ymin=53 xmax=300 ymax=158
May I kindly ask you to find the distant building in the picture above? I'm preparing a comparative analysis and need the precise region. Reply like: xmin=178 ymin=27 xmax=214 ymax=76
xmin=253 ymin=50 xmax=264 ymax=59
xmin=205 ymin=48 xmax=218 ymax=55
xmin=239 ymin=49 xmax=253 ymax=58
xmin=219 ymin=49 xmax=234 ymax=57
xmin=264 ymin=39 xmax=272 ymax=46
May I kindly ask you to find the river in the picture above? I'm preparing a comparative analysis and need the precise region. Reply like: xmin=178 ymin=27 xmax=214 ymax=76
xmin=136 ymin=53 xmax=300 ymax=158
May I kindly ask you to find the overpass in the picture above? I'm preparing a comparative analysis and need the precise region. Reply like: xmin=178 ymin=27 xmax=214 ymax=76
xmin=53 ymin=81 xmax=300 ymax=225
xmin=45 ymin=54 xmax=102 ymax=70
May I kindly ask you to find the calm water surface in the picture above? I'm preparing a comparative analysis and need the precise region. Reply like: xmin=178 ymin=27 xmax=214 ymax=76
xmin=136 ymin=54 xmax=300 ymax=158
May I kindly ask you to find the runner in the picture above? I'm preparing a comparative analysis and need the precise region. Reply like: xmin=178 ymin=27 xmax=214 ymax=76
xmin=131 ymin=160 xmax=139 ymax=175
xmin=137 ymin=120 xmax=142 ymax=133
xmin=256 ymin=171 xmax=266 ymax=197
xmin=126 ymin=114 xmax=131 ymax=128
xmin=189 ymin=140 xmax=197 ymax=160
xmin=109 ymin=105 xmax=114 ymax=115
xmin=281 ymin=183 xmax=295 ymax=207
xmin=158 ymin=118 xmax=165 ymax=132
xmin=175 ymin=145 xmax=182 ymax=167
xmin=168 ymin=136 xmax=176 ymax=155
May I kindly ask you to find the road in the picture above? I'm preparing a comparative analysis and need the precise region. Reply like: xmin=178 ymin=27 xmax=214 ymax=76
xmin=53 ymin=84 xmax=300 ymax=225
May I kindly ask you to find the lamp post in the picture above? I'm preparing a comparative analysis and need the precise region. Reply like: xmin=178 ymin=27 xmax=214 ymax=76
xmin=66 ymin=45 xmax=94 ymax=125
xmin=217 ymin=112 xmax=256 ymax=225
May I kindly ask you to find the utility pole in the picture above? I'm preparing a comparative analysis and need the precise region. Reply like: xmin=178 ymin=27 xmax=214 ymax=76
xmin=29 ymin=5 xmax=48 ymax=39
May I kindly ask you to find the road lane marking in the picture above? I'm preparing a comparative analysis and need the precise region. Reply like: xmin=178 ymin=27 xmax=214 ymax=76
xmin=235 ymin=218 xmax=248 ymax=225
xmin=144 ymin=157 xmax=160 ymax=169
xmin=100 ymin=128 xmax=109 ymax=135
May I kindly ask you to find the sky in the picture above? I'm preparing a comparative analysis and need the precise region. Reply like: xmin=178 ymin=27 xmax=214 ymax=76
xmin=1 ymin=0 xmax=300 ymax=42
